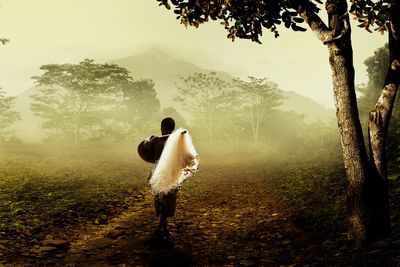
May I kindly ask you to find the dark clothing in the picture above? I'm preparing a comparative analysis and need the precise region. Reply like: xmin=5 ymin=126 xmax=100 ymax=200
xmin=138 ymin=134 xmax=178 ymax=217
xmin=154 ymin=189 xmax=178 ymax=217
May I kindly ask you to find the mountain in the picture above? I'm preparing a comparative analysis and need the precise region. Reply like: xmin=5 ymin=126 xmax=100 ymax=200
xmin=110 ymin=48 xmax=334 ymax=122
xmin=279 ymin=91 xmax=334 ymax=123
xmin=109 ymin=48 xmax=233 ymax=108
xmin=13 ymin=48 xmax=334 ymax=142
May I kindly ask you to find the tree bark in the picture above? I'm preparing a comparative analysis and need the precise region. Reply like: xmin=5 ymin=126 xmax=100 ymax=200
xmin=326 ymin=31 xmax=370 ymax=246
xmin=367 ymin=0 xmax=400 ymax=240
xmin=296 ymin=0 xmax=371 ymax=245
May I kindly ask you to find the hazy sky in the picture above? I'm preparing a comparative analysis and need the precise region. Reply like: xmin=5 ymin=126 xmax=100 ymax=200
xmin=0 ymin=0 xmax=386 ymax=107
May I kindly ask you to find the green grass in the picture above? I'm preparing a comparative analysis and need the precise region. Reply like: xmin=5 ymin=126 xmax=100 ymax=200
xmin=0 ymin=142 xmax=149 ymax=250
xmin=0 ymin=141 xmax=399 ymax=265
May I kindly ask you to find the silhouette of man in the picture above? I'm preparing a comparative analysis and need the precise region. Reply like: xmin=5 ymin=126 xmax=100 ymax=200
xmin=138 ymin=117 xmax=177 ymax=240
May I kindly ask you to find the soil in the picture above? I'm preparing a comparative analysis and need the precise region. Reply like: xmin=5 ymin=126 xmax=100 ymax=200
xmin=5 ymin=165 xmax=311 ymax=266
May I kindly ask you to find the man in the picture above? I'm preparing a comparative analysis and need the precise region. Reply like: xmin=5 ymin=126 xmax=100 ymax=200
xmin=137 ymin=117 xmax=177 ymax=240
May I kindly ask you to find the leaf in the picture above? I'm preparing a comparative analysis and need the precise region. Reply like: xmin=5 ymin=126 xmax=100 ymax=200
xmin=292 ymin=17 xmax=304 ymax=23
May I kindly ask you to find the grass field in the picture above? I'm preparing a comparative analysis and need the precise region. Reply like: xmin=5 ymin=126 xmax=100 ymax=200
xmin=0 ymin=142 xmax=399 ymax=265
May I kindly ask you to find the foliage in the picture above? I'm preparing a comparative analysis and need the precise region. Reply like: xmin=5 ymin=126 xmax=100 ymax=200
xmin=31 ymin=59 xmax=132 ymax=143
xmin=350 ymin=0 xmax=391 ymax=33
xmin=121 ymin=79 xmax=160 ymax=122
xmin=357 ymin=43 xmax=389 ymax=116
xmin=157 ymin=0 xmax=317 ymax=42
xmin=0 ymin=88 xmax=21 ymax=141
xmin=119 ymin=79 xmax=161 ymax=138
xmin=158 ymin=0 xmax=393 ymax=40
xmin=174 ymin=72 xmax=239 ymax=142
xmin=235 ymin=77 xmax=284 ymax=142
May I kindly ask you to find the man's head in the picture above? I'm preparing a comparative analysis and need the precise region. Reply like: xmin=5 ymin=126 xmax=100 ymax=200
xmin=161 ymin=117 xmax=175 ymax=135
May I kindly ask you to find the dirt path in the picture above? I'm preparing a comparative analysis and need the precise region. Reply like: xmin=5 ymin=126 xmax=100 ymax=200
xmin=15 ymin=165 xmax=310 ymax=266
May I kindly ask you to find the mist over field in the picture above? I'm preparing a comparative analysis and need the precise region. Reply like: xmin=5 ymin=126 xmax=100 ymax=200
xmin=1 ymin=45 xmax=399 ymax=265
xmin=1 ymin=1 xmax=400 ymax=266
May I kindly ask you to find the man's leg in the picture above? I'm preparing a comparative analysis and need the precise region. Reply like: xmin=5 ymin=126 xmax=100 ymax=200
xmin=158 ymin=215 xmax=167 ymax=232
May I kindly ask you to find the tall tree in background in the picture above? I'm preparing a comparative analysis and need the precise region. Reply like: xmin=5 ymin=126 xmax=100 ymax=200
xmin=357 ymin=44 xmax=389 ymax=120
xmin=120 ymin=79 xmax=161 ymax=138
xmin=175 ymin=72 xmax=238 ymax=142
xmin=0 ymin=88 xmax=20 ymax=141
xmin=31 ymin=59 xmax=132 ymax=143
xmin=122 ymin=79 xmax=160 ymax=122
xmin=236 ymin=77 xmax=283 ymax=142
xmin=157 ymin=0 xmax=399 ymax=244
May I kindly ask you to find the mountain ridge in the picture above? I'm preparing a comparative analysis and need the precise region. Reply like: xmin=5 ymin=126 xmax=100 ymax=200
xmin=13 ymin=48 xmax=334 ymax=142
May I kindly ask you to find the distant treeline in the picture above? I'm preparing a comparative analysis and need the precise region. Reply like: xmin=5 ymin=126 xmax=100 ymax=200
xmin=13 ymin=53 xmax=400 ymax=159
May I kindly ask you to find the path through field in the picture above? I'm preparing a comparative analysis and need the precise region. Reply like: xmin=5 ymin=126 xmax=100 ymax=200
xmin=13 ymin=164 xmax=316 ymax=266
xmin=52 ymin=164 xmax=313 ymax=266
xmin=4 ymin=156 xmax=400 ymax=266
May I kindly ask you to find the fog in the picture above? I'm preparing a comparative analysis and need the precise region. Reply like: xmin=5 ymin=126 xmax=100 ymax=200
xmin=0 ymin=0 xmax=386 ymax=107
xmin=2 ymin=2 xmax=400 ymax=266
xmin=0 ymin=59 xmax=342 ymax=165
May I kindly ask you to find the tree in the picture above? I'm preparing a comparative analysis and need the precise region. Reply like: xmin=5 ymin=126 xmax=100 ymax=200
xmin=174 ymin=72 xmax=238 ymax=142
xmin=235 ymin=77 xmax=284 ymax=142
xmin=31 ymin=59 xmax=132 ymax=143
xmin=120 ymin=79 xmax=161 ymax=138
xmin=351 ymin=0 xmax=400 ymax=241
xmin=357 ymin=42 xmax=400 ymax=237
xmin=122 ymin=79 xmax=160 ymax=122
xmin=357 ymin=44 xmax=390 ymax=120
xmin=358 ymin=43 xmax=400 ymax=164
xmin=0 ymin=88 xmax=20 ymax=141
xmin=157 ymin=0 xmax=400 ymax=244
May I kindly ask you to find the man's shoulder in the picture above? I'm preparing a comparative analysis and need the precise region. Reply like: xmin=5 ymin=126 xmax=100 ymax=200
xmin=146 ymin=134 xmax=169 ymax=145
xmin=158 ymin=134 xmax=170 ymax=141
xmin=152 ymin=135 xmax=169 ymax=146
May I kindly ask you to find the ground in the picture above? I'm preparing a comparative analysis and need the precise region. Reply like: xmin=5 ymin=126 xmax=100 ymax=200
xmin=1 ymin=150 xmax=400 ymax=266
xmin=5 ymin=164 xmax=308 ymax=266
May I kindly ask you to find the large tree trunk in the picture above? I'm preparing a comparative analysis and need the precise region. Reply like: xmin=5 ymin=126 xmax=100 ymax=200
xmin=367 ymin=0 xmax=400 ymax=240
xmin=326 ymin=24 xmax=371 ymax=246
xmin=296 ymin=0 xmax=372 ymax=245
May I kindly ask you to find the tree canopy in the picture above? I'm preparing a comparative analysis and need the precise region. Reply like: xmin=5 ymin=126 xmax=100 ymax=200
xmin=157 ymin=0 xmax=392 ymax=43
xmin=0 ymin=88 xmax=20 ymax=141
xmin=31 ymin=59 xmax=133 ymax=143
xmin=235 ymin=77 xmax=283 ymax=142
xmin=174 ymin=72 xmax=238 ymax=142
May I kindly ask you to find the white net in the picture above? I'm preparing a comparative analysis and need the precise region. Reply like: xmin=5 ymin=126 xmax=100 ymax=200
xmin=149 ymin=128 xmax=199 ymax=195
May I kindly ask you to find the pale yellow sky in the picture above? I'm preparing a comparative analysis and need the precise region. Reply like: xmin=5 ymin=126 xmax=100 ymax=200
xmin=0 ymin=0 xmax=386 ymax=107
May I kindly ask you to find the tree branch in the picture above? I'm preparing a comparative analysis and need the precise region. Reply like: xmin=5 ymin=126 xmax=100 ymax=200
xmin=288 ymin=0 xmax=348 ymax=44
